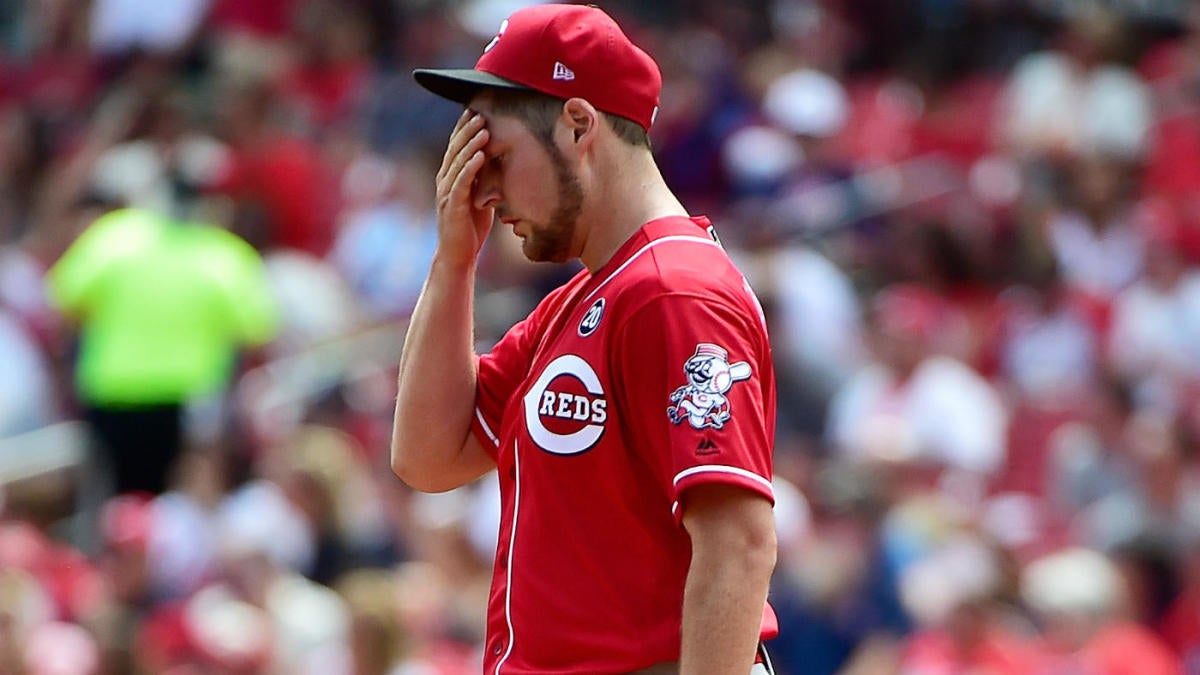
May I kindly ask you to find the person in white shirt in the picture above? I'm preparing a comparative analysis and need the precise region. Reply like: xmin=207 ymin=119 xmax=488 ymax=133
xmin=827 ymin=284 xmax=1007 ymax=477
xmin=1108 ymin=205 xmax=1200 ymax=412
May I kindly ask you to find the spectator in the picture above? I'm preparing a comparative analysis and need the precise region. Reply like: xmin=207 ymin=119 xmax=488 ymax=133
xmin=760 ymin=66 xmax=857 ymax=240
xmin=46 ymin=207 xmax=277 ymax=495
xmin=330 ymin=152 xmax=439 ymax=322
xmin=827 ymin=284 xmax=1008 ymax=477
xmin=769 ymin=466 xmax=911 ymax=675
xmin=333 ymin=568 xmax=408 ymax=675
xmin=0 ymin=297 xmax=56 ymax=437
xmin=1110 ymin=537 xmax=1184 ymax=640
xmin=209 ymin=79 xmax=339 ymax=256
xmin=896 ymin=536 xmax=1040 ymax=674
xmin=994 ymin=260 xmax=1100 ymax=408
xmin=214 ymin=476 xmax=350 ymax=674
xmin=146 ymin=448 xmax=228 ymax=600
xmin=1021 ymin=547 xmax=1181 ymax=675
xmin=1107 ymin=202 xmax=1200 ymax=412
xmin=0 ymin=104 xmax=50 ymax=242
xmin=88 ymin=493 xmax=157 ymax=673
xmin=1073 ymin=411 xmax=1200 ymax=553
xmin=1001 ymin=6 xmax=1151 ymax=162
xmin=87 ymin=87 xmax=231 ymax=222
xmin=762 ymin=242 xmax=865 ymax=436
xmin=1140 ymin=4 xmax=1200 ymax=265
xmin=276 ymin=1 xmax=371 ymax=128
xmin=89 ymin=0 xmax=209 ymax=58
xmin=1043 ymin=152 xmax=1146 ymax=302
xmin=1044 ymin=377 xmax=1139 ymax=520
xmin=1160 ymin=533 xmax=1200 ymax=666
xmin=261 ymin=249 xmax=364 ymax=355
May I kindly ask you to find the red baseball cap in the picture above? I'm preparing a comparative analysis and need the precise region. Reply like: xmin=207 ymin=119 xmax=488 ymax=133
xmin=414 ymin=4 xmax=662 ymax=131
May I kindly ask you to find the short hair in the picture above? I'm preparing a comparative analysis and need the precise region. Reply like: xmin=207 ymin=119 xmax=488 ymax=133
xmin=488 ymin=89 xmax=651 ymax=150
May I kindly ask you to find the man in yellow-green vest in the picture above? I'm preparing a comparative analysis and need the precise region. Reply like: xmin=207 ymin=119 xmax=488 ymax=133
xmin=47 ymin=208 xmax=277 ymax=495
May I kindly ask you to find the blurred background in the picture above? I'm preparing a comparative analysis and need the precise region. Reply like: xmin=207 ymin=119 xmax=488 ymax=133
xmin=3 ymin=0 xmax=1200 ymax=672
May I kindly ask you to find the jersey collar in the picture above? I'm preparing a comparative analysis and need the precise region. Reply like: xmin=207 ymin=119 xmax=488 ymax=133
xmin=590 ymin=215 xmax=715 ymax=281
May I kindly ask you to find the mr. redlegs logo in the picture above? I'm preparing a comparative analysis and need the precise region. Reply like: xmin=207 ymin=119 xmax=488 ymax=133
xmin=668 ymin=343 xmax=751 ymax=431
xmin=524 ymin=354 xmax=607 ymax=455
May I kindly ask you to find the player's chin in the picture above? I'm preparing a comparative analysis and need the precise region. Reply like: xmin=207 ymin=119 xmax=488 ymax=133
xmin=521 ymin=237 xmax=570 ymax=264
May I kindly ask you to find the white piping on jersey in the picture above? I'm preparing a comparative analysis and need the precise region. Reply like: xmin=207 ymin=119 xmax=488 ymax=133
xmin=495 ymin=439 xmax=520 ymax=674
xmin=670 ymin=465 xmax=774 ymax=515
xmin=476 ymin=406 xmax=499 ymax=447
xmin=583 ymin=235 xmax=721 ymax=303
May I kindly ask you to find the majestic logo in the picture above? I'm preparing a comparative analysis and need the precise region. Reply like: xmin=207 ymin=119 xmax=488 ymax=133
xmin=578 ymin=298 xmax=604 ymax=337
xmin=483 ymin=19 xmax=508 ymax=53
xmin=668 ymin=344 xmax=751 ymax=430
xmin=524 ymin=354 xmax=607 ymax=455
xmin=552 ymin=61 xmax=576 ymax=81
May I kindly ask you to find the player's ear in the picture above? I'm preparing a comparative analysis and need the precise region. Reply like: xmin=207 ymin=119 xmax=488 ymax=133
xmin=561 ymin=98 xmax=598 ymax=149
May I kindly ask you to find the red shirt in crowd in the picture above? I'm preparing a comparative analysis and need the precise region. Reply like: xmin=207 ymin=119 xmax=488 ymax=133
xmin=212 ymin=134 xmax=336 ymax=256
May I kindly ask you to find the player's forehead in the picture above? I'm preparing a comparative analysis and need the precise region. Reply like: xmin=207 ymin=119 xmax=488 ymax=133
xmin=466 ymin=91 xmax=529 ymax=139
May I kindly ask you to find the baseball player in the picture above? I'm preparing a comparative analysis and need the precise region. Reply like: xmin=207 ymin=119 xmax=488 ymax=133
xmin=392 ymin=5 xmax=778 ymax=673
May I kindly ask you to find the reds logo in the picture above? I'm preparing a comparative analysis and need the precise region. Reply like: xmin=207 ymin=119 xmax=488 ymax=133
xmin=524 ymin=354 xmax=607 ymax=455
xmin=668 ymin=344 xmax=751 ymax=430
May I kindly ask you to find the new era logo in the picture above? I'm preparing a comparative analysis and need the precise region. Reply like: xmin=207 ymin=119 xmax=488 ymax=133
xmin=552 ymin=61 xmax=575 ymax=81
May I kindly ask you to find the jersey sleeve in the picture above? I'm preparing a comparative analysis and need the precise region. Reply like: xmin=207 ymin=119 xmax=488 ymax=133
xmin=614 ymin=290 xmax=775 ymax=522
xmin=472 ymin=289 xmax=561 ymax=458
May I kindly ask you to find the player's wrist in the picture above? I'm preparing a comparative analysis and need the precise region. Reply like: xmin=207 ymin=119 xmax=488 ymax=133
xmin=432 ymin=245 xmax=479 ymax=271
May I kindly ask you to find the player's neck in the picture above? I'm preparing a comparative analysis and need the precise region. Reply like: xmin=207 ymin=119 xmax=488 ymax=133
xmin=578 ymin=149 xmax=688 ymax=273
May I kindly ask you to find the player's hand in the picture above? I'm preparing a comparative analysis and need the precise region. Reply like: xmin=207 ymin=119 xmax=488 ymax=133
xmin=434 ymin=109 xmax=493 ymax=267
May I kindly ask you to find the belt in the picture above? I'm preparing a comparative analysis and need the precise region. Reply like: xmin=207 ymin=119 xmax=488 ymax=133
xmin=626 ymin=642 xmax=774 ymax=675
xmin=627 ymin=659 xmax=772 ymax=675
xmin=627 ymin=664 xmax=677 ymax=675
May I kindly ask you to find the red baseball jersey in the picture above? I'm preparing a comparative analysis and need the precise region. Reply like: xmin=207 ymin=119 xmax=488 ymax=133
xmin=471 ymin=215 xmax=777 ymax=674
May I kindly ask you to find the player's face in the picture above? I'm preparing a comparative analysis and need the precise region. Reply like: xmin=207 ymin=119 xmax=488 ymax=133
xmin=471 ymin=104 xmax=583 ymax=263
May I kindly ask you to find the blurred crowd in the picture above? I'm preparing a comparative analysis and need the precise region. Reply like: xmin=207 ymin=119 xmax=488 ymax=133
xmin=5 ymin=0 xmax=1200 ymax=673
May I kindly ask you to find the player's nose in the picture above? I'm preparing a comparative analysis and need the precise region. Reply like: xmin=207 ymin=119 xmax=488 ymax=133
xmin=473 ymin=166 xmax=502 ymax=210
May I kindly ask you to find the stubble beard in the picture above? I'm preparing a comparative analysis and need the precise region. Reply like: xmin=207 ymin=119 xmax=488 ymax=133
xmin=521 ymin=143 xmax=583 ymax=264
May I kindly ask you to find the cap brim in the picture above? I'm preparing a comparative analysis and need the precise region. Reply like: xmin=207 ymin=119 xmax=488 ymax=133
xmin=413 ymin=68 xmax=534 ymax=105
